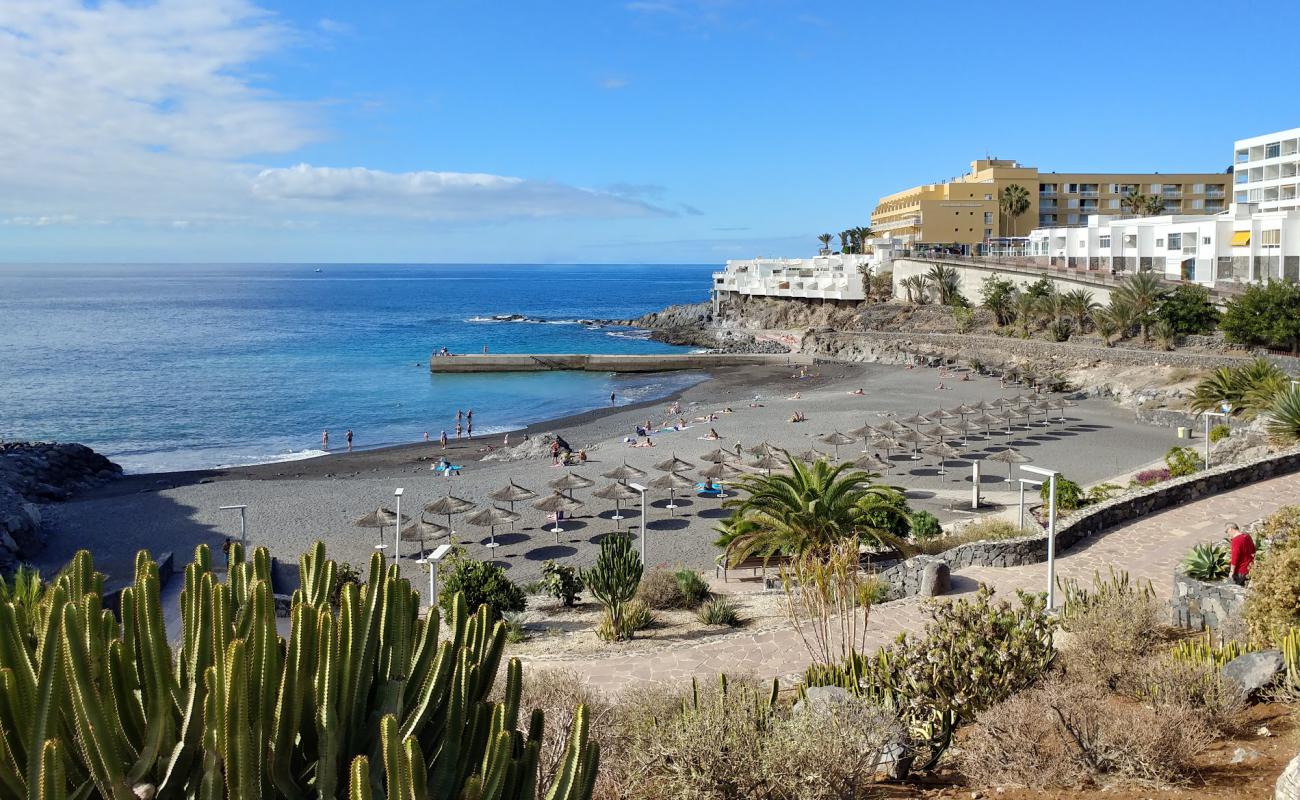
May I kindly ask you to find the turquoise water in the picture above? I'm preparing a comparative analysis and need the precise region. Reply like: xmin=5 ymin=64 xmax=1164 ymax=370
xmin=0 ymin=263 xmax=713 ymax=473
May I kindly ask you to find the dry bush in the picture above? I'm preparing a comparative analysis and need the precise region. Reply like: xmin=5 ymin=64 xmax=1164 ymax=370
xmin=959 ymin=677 xmax=1215 ymax=789
xmin=1057 ymin=574 xmax=1167 ymax=693
xmin=759 ymin=699 xmax=902 ymax=800
xmin=1133 ymin=655 xmax=1246 ymax=735
xmin=635 ymin=566 xmax=685 ymax=609
xmin=912 ymin=518 xmax=1022 ymax=555
xmin=501 ymin=668 xmax=616 ymax=799
xmin=1245 ymin=544 xmax=1300 ymax=645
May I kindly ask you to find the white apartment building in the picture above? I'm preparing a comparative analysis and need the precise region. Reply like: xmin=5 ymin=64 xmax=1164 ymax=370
xmin=711 ymin=254 xmax=876 ymax=308
xmin=1234 ymin=127 xmax=1300 ymax=212
xmin=1028 ymin=204 xmax=1300 ymax=285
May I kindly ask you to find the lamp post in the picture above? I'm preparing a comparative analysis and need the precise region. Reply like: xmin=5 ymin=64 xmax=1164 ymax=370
xmin=218 ymin=505 xmax=248 ymax=548
xmin=1017 ymin=477 xmax=1042 ymax=531
xmin=628 ymin=482 xmax=648 ymax=562
xmin=393 ymin=488 xmax=404 ymax=566
xmin=423 ymin=544 xmax=452 ymax=614
xmin=1203 ymin=411 xmax=1228 ymax=469
xmin=1022 ymin=465 xmax=1059 ymax=611
xmin=971 ymin=460 xmax=981 ymax=510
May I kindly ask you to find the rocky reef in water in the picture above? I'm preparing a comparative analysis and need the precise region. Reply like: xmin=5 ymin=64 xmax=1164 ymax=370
xmin=0 ymin=442 xmax=122 ymax=573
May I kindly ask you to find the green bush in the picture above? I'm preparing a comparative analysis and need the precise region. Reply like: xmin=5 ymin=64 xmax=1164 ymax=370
xmin=622 ymin=599 xmax=657 ymax=631
xmin=1182 ymin=542 xmax=1230 ymax=582
xmin=1208 ymin=424 xmax=1231 ymax=443
xmin=1165 ymin=445 xmax=1201 ymax=478
xmin=697 ymin=596 xmax=743 ymax=627
xmin=1084 ymin=482 xmax=1122 ymax=504
xmin=1157 ymin=283 xmax=1220 ymax=336
xmin=1040 ymin=475 xmax=1084 ymax=511
xmin=908 ymin=510 xmax=943 ymax=541
xmin=539 ymin=560 xmax=583 ymax=606
xmin=636 ymin=566 xmax=685 ymax=609
xmin=674 ymin=568 xmax=712 ymax=608
xmin=1220 ymin=280 xmax=1300 ymax=353
xmin=1245 ymin=545 xmax=1300 ymax=645
xmin=438 ymin=551 xmax=527 ymax=621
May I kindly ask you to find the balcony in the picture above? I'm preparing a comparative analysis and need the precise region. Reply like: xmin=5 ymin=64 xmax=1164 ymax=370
xmin=873 ymin=216 xmax=922 ymax=233
xmin=1205 ymin=189 xmax=1226 ymax=199
xmin=1162 ymin=191 xmax=1183 ymax=199
xmin=1078 ymin=191 xmax=1099 ymax=198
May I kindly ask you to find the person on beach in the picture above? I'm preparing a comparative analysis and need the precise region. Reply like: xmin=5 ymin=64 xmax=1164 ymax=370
xmin=456 ymin=422 xmax=463 ymax=440
xmin=467 ymin=420 xmax=473 ymax=439
xmin=423 ymin=431 xmax=429 ymax=442
xmin=483 ymin=345 xmax=489 ymax=354
xmin=850 ymin=388 xmax=864 ymax=395
xmin=704 ymin=428 xmax=721 ymax=440
xmin=1228 ymin=523 xmax=1256 ymax=586
xmin=322 ymin=430 xmax=329 ymax=450
xmin=551 ymin=440 xmax=561 ymax=465
xmin=345 ymin=429 xmax=353 ymax=451
xmin=440 ymin=431 xmax=448 ymax=448
xmin=610 ymin=392 xmax=616 ymax=407
xmin=503 ymin=432 xmax=510 ymax=447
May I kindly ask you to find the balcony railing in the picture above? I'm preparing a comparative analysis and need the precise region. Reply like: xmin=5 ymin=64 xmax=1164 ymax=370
xmin=1078 ymin=191 xmax=1099 ymax=198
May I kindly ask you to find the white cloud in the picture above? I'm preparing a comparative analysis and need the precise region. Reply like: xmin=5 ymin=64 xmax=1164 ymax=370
xmin=251 ymin=164 xmax=670 ymax=220
xmin=599 ymin=77 xmax=630 ymax=90
xmin=1 ymin=215 xmax=79 ymax=227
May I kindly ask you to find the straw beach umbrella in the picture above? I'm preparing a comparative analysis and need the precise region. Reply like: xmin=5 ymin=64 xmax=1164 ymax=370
xmin=654 ymin=454 xmax=695 ymax=472
xmin=899 ymin=412 xmax=930 ymax=429
xmin=894 ymin=428 xmax=931 ymax=460
xmin=877 ymin=419 xmax=908 ymax=435
xmin=923 ymin=441 xmax=963 ymax=478
xmin=400 ymin=519 xmax=449 ymax=561
xmin=533 ymin=492 xmax=584 ymax=538
xmin=650 ymin=471 xmax=695 ymax=515
xmin=987 ymin=448 xmax=1031 ymax=484
xmin=465 ymin=506 xmax=519 ymax=550
xmin=928 ymin=408 xmax=959 ymax=422
xmin=872 ymin=435 xmax=901 ymax=459
xmin=1053 ymin=397 xmax=1077 ymax=422
xmin=354 ymin=508 xmax=409 ymax=553
xmin=701 ymin=447 xmax=740 ymax=464
xmin=748 ymin=452 xmax=785 ymax=475
xmin=818 ymin=431 xmax=857 ymax=461
xmin=489 ymin=481 xmax=537 ymax=530
xmin=744 ymin=442 xmax=776 ymax=456
xmin=699 ymin=461 xmax=742 ymax=498
xmin=798 ymin=447 xmax=830 ymax=463
xmin=602 ymin=461 xmax=647 ymax=481
xmin=592 ymin=481 xmax=641 ymax=528
xmin=424 ymin=494 xmax=474 ymax=546
xmin=847 ymin=423 xmax=876 ymax=440
xmin=853 ymin=452 xmax=892 ymax=474
xmin=921 ymin=423 xmax=962 ymax=442
xmin=970 ymin=412 xmax=1002 ymax=438
xmin=549 ymin=471 xmax=593 ymax=500
xmin=993 ymin=408 xmax=1017 ymax=434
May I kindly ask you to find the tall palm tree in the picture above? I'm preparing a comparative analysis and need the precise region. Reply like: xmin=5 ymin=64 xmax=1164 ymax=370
xmin=817 ymin=233 xmax=833 ymax=255
xmin=1061 ymin=288 xmax=1099 ymax=331
xmin=1142 ymin=194 xmax=1167 ymax=216
xmin=926 ymin=264 xmax=962 ymax=306
xmin=1092 ymin=311 xmax=1120 ymax=347
xmin=716 ymin=455 xmax=911 ymax=564
xmin=1012 ymin=292 xmax=1042 ymax=337
xmin=998 ymin=184 xmax=1031 ymax=237
xmin=1112 ymin=272 xmax=1167 ymax=341
xmin=838 ymin=230 xmax=851 ymax=254
xmin=1120 ymin=189 xmax=1148 ymax=216
xmin=853 ymin=226 xmax=874 ymax=252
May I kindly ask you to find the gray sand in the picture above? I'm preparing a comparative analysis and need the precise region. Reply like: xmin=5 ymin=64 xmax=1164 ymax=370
xmin=36 ymin=362 xmax=1181 ymax=592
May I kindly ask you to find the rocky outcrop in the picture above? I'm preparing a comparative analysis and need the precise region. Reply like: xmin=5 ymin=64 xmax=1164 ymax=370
xmin=0 ymin=442 xmax=122 ymax=572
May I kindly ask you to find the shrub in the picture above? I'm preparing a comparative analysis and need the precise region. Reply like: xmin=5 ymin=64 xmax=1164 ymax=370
xmin=952 ymin=305 xmax=975 ymax=333
xmin=584 ymin=532 xmax=644 ymax=641
xmin=1266 ymin=386 xmax=1300 ymax=445
xmin=760 ymin=698 xmax=902 ymax=800
xmin=1191 ymin=358 xmax=1288 ymax=415
xmin=502 ymin=610 xmax=530 ymax=643
xmin=1057 ymin=570 xmax=1165 ymax=692
xmin=1220 ymin=280 xmax=1300 ymax=353
xmin=1084 ymin=482 xmax=1122 ymax=504
xmin=1164 ymin=445 xmax=1201 ymax=478
xmin=1259 ymin=504 xmax=1300 ymax=542
xmin=437 ymin=552 xmax=526 ymax=621
xmin=1245 ymin=544 xmax=1300 ymax=645
xmin=635 ymin=566 xmax=684 ymax=609
xmin=538 ymin=560 xmax=583 ymax=606
xmin=912 ymin=518 xmax=1022 ymax=556
xmin=1134 ymin=656 xmax=1247 ymax=735
xmin=1133 ymin=467 xmax=1170 ymax=487
xmin=1182 ymin=541 xmax=1230 ymax=582
xmin=697 ymin=596 xmax=743 ymax=627
xmin=908 ymin=510 xmax=943 ymax=541
xmin=674 ymin=567 xmax=712 ymax=608
xmin=1157 ymin=283 xmax=1220 ymax=336
xmin=1208 ymin=423 xmax=1231 ymax=443
xmin=1047 ymin=318 xmax=1072 ymax=342
xmin=622 ymin=599 xmax=656 ymax=632
xmin=502 ymin=669 xmax=614 ymax=799
xmin=959 ymin=678 xmax=1214 ymax=789
xmin=1041 ymin=475 xmax=1084 ymax=511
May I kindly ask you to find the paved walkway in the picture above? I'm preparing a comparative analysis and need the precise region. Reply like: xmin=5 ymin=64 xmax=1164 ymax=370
xmin=521 ymin=471 xmax=1300 ymax=695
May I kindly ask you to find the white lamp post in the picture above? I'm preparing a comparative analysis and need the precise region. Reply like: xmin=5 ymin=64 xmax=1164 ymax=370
xmin=393 ymin=488 xmax=404 ymax=566
xmin=218 ymin=505 xmax=248 ymax=548
xmin=423 ymin=544 xmax=452 ymax=613
xmin=1017 ymin=477 xmax=1042 ymax=531
xmin=1203 ymin=411 xmax=1228 ymax=469
xmin=970 ymin=460 xmax=981 ymax=509
xmin=1021 ymin=464 xmax=1059 ymax=611
xmin=628 ymin=482 xmax=648 ymax=562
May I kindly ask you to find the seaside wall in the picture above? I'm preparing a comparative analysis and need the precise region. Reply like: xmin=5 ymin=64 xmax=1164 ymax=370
xmin=428 ymin=352 xmax=812 ymax=373
xmin=889 ymin=257 xmax=1120 ymax=306
xmin=878 ymin=444 xmax=1300 ymax=601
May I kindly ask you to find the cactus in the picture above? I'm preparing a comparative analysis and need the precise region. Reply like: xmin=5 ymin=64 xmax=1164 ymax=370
xmin=1170 ymin=630 xmax=1246 ymax=670
xmin=0 ymin=543 xmax=598 ymax=800
xmin=582 ymin=533 xmax=643 ymax=641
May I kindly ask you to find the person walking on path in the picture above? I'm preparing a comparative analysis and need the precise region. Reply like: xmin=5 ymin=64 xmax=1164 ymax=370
xmin=322 ymin=430 xmax=329 ymax=451
xmin=1228 ymin=523 xmax=1256 ymax=586
xmin=345 ymin=429 xmax=353 ymax=452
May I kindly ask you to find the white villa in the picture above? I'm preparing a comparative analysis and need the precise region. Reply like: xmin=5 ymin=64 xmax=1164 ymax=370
xmin=711 ymin=251 xmax=889 ymax=309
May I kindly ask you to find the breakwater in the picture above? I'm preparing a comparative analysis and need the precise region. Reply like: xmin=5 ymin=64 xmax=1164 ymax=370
xmin=429 ymin=353 xmax=812 ymax=373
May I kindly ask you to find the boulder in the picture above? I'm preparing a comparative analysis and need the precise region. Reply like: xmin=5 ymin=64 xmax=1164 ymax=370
xmin=1277 ymin=753 xmax=1300 ymax=800
xmin=919 ymin=561 xmax=950 ymax=596
xmin=1222 ymin=649 xmax=1285 ymax=697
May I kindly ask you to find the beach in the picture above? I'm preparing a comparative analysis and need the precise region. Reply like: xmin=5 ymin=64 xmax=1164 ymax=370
xmin=34 ymin=359 xmax=1183 ymax=593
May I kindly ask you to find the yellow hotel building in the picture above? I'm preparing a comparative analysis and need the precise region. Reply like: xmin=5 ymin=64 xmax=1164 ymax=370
xmin=870 ymin=158 xmax=1231 ymax=249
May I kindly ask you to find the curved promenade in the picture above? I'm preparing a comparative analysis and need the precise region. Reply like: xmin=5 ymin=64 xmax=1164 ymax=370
xmin=521 ymin=470 xmax=1300 ymax=695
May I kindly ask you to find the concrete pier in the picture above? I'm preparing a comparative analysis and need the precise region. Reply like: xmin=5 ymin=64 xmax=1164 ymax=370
xmin=428 ymin=353 xmax=810 ymax=373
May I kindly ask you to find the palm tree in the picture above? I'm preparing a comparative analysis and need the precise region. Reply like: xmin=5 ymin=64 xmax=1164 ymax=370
xmin=984 ymin=288 xmax=1017 ymax=328
xmin=1092 ymin=311 xmax=1120 ymax=347
xmin=853 ymin=226 xmax=874 ymax=253
xmin=1103 ymin=298 xmax=1138 ymax=342
xmin=817 ymin=233 xmax=833 ymax=255
xmin=911 ymin=274 xmax=932 ymax=304
xmin=1121 ymin=189 xmax=1147 ymax=216
xmin=839 ymin=230 xmax=851 ymax=254
xmin=1112 ymin=272 xmax=1167 ymax=341
xmin=926 ymin=264 xmax=962 ymax=306
xmin=1012 ymin=292 xmax=1041 ymax=337
xmin=716 ymin=455 xmax=911 ymax=564
xmin=1060 ymin=288 xmax=1099 ymax=331
xmin=1142 ymin=194 xmax=1167 ymax=216
xmin=998 ymin=184 xmax=1031 ymax=237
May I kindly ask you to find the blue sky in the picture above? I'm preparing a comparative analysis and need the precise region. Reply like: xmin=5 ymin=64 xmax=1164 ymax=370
xmin=2 ymin=0 xmax=1297 ymax=264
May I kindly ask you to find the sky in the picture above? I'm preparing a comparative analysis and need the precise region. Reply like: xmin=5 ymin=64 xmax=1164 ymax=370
xmin=2 ymin=0 xmax=1298 ymax=265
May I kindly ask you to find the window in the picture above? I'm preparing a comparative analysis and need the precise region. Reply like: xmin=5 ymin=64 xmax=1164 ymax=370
xmin=1079 ymin=215 xmax=1089 ymax=224
xmin=1168 ymin=233 xmax=1181 ymax=250
xmin=1191 ymin=199 xmax=1204 ymax=209
xmin=984 ymin=228 xmax=993 ymax=237
xmin=983 ymin=212 xmax=993 ymax=224
xmin=1193 ymin=183 xmax=1204 ymax=194
xmin=1099 ymin=236 xmax=1111 ymax=248
xmin=1068 ymin=198 xmax=1079 ymax=209
xmin=1151 ymin=184 xmax=1162 ymax=193
xmin=1236 ymin=171 xmax=1250 ymax=184
xmin=1065 ymin=183 xmax=1078 ymax=193
xmin=1237 ymin=149 xmax=1249 ymax=163
xmin=1262 ymin=229 xmax=1281 ymax=247
xmin=1203 ymin=237 xmax=1211 ymax=245
xmin=1236 ymin=191 xmax=1249 ymax=203
xmin=1267 ymin=142 xmax=1281 ymax=159
xmin=1068 ymin=214 xmax=1079 ymax=224
xmin=1156 ymin=238 xmax=1164 ymax=247
xmin=1108 ymin=199 xmax=1120 ymax=209
xmin=984 ymin=193 xmax=992 ymax=200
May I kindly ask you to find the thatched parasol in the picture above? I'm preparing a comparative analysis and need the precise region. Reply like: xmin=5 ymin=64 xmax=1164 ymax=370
xmin=649 ymin=471 xmax=695 ymax=515
xmin=987 ymin=448 xmax=1031 ymax=483
xmin=923 ymin=441 xmax=964 ymax=477
xmin=951 ymin=403 xmax=978 ymax=417
xmin=354 ymin=507 xmax=410 ymax=552
xmin=654 ymin=454 xmax=695 ymax=472
xmin=701 ymin=448 xmax=740 ymax=464
xmin=489 ymin=481 xmax=537 ymax=530
xmin=748 ymin=452 xmax=786 ymax=475
xmin=465 ymin=506 xmax=520 ymax=549
xmin=852 ymin=453 xmax=892 ymax=474
xmin=533 ymin=492 xmax=584 ymax=536
xmin=928 ymin=407 xmax=959 ymax=421
xmin=798 ymin=447 xmax=830 ymax=463
xmin=424 ymin=494 xmax=475 ymax=546
xmin=872 ymin=435 xmax=901 ymax=458
xmin=549 ymin=471 xmax=594 ymax=500
xmin=899 ymin=412 xmax=930 ymax=428
xmin=602 ymin=462 xmax=647 ymax=481
xmin=744 ymin=442 xmax=776 ymax=456
xmin=818 ymin=431 xmax=857 ymax=461
xmin=921 ymin=423 xmax=962 ymax=441
xmin=847 ymin=424 xmax=876 ymax=439
xmin=970 ymin=412 xmax=1002 ymax=437
xmin=894 ymin=428 xmax=932 ymax=460
xmin=592 ymin=481 xmax=642 ymax=529
xmin=877 ymin=419 xmax=908 ymax=434
xmin=699 ymin=461 xmax=742 ymax=498
xmin=1052 ymin=397 xmax=1077 ymax=421
xmin=400 ymin=519 xmax=450 ymax=561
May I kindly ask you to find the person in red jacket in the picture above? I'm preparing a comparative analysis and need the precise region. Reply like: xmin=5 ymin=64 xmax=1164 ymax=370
xmin=1228 ymin=523 xmax=1256 ymax=586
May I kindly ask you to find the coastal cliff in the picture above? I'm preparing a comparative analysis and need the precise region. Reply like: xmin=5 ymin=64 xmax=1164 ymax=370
xmin=0 ymin=442 xmax=121 ymax=572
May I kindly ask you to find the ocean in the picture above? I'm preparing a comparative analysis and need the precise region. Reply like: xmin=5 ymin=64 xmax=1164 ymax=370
xmin=0 ymin=263 xmax=714 ymax=473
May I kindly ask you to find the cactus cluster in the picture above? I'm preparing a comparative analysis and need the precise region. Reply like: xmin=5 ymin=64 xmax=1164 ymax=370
xmin=0 ymin=541 xmax=598 ymax=799
xmin=582 ymin=533 xmax=643 ymax=642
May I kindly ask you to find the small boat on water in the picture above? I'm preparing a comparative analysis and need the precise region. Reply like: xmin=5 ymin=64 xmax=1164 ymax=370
xmin=314 ymin=268 xmax=323 ymax=273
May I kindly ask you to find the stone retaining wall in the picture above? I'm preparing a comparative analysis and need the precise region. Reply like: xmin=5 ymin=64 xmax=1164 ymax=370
xmin=878 ymin=445 xmax=1300 ymax=600
xmin=1171 ymin=568 xmax=1245 ymax=631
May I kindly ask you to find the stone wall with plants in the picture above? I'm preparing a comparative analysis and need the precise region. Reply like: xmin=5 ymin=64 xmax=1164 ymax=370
xmin=878 ymin=445 xmax=1300 ymax=600
xmin=1171 ymin=567 xmax=1245 ymax=631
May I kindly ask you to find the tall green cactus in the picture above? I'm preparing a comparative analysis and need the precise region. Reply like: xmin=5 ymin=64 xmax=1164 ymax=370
xmin=582 ymin=533 xmax=643 ymax=641
xmin=0 ymin=542 xmax=598 ymax=799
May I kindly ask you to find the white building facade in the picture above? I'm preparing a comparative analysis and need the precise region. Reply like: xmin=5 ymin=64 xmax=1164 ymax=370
xmin=1234 ymin=127 xmax=1300 ymax=212
xmin=711 ymin=253 xmax=876 ymax=306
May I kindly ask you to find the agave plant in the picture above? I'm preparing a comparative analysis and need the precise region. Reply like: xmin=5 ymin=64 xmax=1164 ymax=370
xmin=1182 ymin=541 xmax=1231 ymax=581
xmin=1266 ymin=385 xmax=1300 ymax=445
